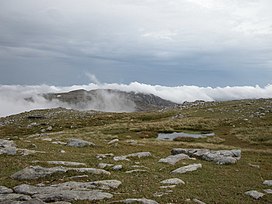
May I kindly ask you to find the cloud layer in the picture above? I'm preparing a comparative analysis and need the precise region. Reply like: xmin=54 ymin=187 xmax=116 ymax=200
xmin=1 ymin=82 xmax=271 ymax=117
xmin=0 ymin=0 xmax=272 ymax=86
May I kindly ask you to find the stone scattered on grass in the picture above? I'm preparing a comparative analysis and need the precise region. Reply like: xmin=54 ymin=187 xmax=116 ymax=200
xmin=172 ymin=163 xmax=202 ymax=174
xmin=118 ymin=198 xmax=159 ymax=204
xmin=193 ymin=198 xmax=206 ymax=204
xmin=11 ymin=166 xmax=110 ymax=180
xmin=160 ymin=178 xmax=185 ymax=185
xmin=113 ymin=152 xmax=152 ymax=161
xmin=96 ymin=153 xmax=114 ymax=160
xmin=171 ymin=148 xmax=241 ymax=165
xmin=9 ymin=180 xmax=122 ymax=202
xmin=264 ymin=189 xmax=272 ymax=194
xmin=159 ymin=154 xmax=190 ymax=165
xmin=112 ymin=165 xmax=123 ymax=171
xmin=245 ymin=190 xmax=264 ymax=200
xmin=263 ymin=180 xmax=272 ymax=186
xmin=67 ymin=138 xmax=95 ymax=147
xmin=98 ymin=163 xmax=114 ymax=169
xmin=0 ymin=139 xmax=17 ymax=155
xmin=108 ymin=139 xmax=119 ymax=145
xmin=125 ymin=169 xmax=148 ymax=174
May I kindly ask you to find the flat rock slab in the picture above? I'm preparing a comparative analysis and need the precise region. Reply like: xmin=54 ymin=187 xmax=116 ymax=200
xmin=160 ymin=178 xmax=185 ymax=185
xmin=12 ymin=180 xmax=121 ymax=202
xmin=172 ymin=163 xmax=202 ymax=174
xmin=0 ymin=193 xmax=32 ymax=202
xmin=159 ymin=154 xmax=190 ymax=165
xmin=171 ymin=148 xmax=241 ymax=165
xmin=0 ymin=186 xmax=13 ymax=194
xmin=245 ymin=190 xmax=264 ymax=199
xmin=67 ymin=138 xmax=95 ymax=147
xmin=0 ymin=139 xmax=17 ymax=155
xmin=11 ymin=166 xmax=110 ymax=180
xmin=46 ymin=161 xmax=86 ymax=167
xmin=118 ymin=198 xmax=159 ymax=204
xmin=113 ymin=152 xmax=151 ymax=161
xmin=263 ymin=180 xmax=272 ymax=186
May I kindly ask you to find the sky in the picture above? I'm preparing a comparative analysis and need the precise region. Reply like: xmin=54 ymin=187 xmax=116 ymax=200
xmin=0 ymin=0 xmax=272 ymax=87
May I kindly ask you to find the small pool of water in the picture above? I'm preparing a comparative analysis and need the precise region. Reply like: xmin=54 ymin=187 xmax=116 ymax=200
xmin=157 ymin=132 xmax=215 ymax=141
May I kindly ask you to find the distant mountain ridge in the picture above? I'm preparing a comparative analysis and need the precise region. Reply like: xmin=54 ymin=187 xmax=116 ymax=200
xmin=43 ymin=89 xmax=178 ymax=112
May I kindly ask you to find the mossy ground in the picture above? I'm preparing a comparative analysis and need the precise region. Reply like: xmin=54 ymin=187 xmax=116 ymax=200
xmin=0 ymin=99 xmax=271 ymax=203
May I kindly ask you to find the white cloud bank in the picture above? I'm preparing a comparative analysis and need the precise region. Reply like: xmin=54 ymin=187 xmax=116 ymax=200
xmin=0 ymin=82 xmax=272 ymax=117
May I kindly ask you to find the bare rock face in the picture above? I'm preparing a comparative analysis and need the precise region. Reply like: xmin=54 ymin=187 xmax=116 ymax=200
xmin=159 ymin=154 xmax=190 ymax=165
xmin=11 ymin=166 xmax=110 ymax=180
xmin=67 ymin=138 xmax=95 ymax=147
xmin=0 ymin=139 xmax=17 ymax=155
xmin=171 ymin=148 xmax=241 ymax=165
xmin=0 ymin=186 xmax=13 ymax=194
xmin=171 ymin=163 xmax=202 ymax=174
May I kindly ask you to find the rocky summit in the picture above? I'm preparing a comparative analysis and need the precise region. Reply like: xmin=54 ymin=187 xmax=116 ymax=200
xmin=0 ymin=98 xmax=272 ymax=203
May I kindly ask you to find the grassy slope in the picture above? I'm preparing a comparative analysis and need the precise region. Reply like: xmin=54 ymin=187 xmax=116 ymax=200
xmin=0 ymin=99 xmax=271 ymax=203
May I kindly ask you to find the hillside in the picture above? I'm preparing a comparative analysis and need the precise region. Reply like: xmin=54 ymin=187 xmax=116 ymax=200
xmin=0 ymin=98 xmax=271 ymax=203
xmin=43 ymin=89 xmax=178 ymax=112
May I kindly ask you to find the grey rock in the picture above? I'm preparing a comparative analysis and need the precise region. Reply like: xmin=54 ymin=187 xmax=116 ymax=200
xmin=172 ymin=163 xmax=202 ymax=174
xmin=193 ymin=198 xmax=206 ymax=204
xmin=125 ymin=169 xmax=148 ymax=174
xmin=245 ymin=190 xmax=264 ymax=199
xmin=46 ymin=161 xmax=87 ymax=167
xmin=96 ymin=153 xmax=114 ymax=160
xmin=0 ymin=186 xmax=13 ymax=194
xmin=160 ymin=178 xmax=185 ymax=185
xmin=0 ymin=193 xmax=32 ymax=202
xmin=171 ymin=148 xmax=241 ymax=165
xmin=263 ymin=180 xmax=272 ymax=186
xmin=113 ymin=152 xmax=151 ymax=161
xmin=98 ymin=163 xmax=113 ymax=169
xmin=108 ymin=139 xmax=119 ymax=145
xmin=0 ymin=139 xmax=17 ymax=155
xmin=159 ymin=154 xmax=190 ymax=165
xmin=120 ymin=198 xmax=159 ymax=204
xmin=264 ymin=189 xmax=272 ymax=194
xmin=112 ymin=165 xmax=123 ymax=171
xmin=13 ymin=180 xmax=121 ymax=202
xmin=11 ymin=166 xmax=110 ymax=180
xmin=67 ymin=139 xmax=95 ymax=147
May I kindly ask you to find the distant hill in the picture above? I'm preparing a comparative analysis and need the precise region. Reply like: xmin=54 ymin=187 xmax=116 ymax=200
xmin=43 ymin=89 xmax=178 ymax=112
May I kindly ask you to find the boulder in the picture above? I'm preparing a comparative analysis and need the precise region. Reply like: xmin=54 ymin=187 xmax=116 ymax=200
xmin=172 ymin=163 xmax=202 ymax=174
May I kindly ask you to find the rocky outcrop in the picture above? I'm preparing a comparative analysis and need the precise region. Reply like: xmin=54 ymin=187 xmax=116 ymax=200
xmin=11 ymin=166 xmax=110 ymax=180
xmin=172 ymin=163 xmax=202 ymax=174
xmin=171 ymin=148 xmax=241 ymax=165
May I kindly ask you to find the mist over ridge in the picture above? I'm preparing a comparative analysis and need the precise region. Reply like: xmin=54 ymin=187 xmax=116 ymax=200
xmin=0 ymin=82 xmax=272 ymax=117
